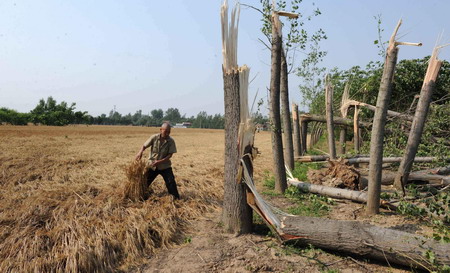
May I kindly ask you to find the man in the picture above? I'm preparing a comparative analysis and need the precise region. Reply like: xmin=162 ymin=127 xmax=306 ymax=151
xmin=135 ymin=122 xmax=180 ymax=199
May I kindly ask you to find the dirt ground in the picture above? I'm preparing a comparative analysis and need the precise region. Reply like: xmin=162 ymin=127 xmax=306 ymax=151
xmin=0 ymin=125 xmax=424 ymax=272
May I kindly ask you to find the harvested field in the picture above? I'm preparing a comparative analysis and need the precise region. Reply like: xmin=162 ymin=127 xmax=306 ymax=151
xmin=0 ymin=125 xmax=421 ymax=272
xmin=0 ymin=126 xmax=235 ymax=272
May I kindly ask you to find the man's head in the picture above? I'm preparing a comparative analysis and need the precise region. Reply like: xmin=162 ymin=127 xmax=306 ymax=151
xmin=160 ymin=122 xmax=171 ymax=139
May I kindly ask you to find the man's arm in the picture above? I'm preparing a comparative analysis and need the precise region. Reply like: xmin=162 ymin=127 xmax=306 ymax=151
xmin=135 ymin=145 xmax=147 ymax=161
xmin=136 ymin=135 xmax=155 ymax=161
xmin=151 ymin=153 xmax=173 ymax=167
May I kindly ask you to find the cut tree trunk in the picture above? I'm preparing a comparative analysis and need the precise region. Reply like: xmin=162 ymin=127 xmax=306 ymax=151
xmin=221 ymin=1 xmax=252 ymax=234
xmin=325 ymin=76 xmax=336 ymax=159
xmin=367 ymin=20 xmax=401 ymax=215
xmin=281 ymin=49 xmax=294 ymax=171
xmin=394 ymin=47 xmax=443 ymax=190
xmin=292 ymin=103 xmax=302 ymax=158
xmin=269 ymin=11 xmax=287 ymax=193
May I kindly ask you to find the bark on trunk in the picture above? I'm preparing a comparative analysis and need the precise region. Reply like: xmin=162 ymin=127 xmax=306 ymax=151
xmin=367 ymin=22 xmax=400 ymax=215
xmin=394 ymin=50 xmax=443 ymax=190
xmin=292 ymin=103 xmax=302 ymax=158
xmin=269 ymin=12 xmax=287 ymax=193
xmin=353 ymin=106 xmax=361 ymax=154
xmin=325 ymin=77 xmax=336 ymax=159
xmin=339 ymin=128 xmax=346 ymax=155
xmin=281 ymin=50 xmax=294 ymax=171
xmin=278 ymin=215 xmax=450 ymax=270
xmin=300 ymin=120 xmax=308 ymax=155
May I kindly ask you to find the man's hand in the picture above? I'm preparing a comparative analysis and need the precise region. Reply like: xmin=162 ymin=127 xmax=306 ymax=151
xmin=135 ymin=146 xmax=145 ymax=161
xmin=151 ymin=160 xmax=160 ymax=167
xmin=135 ymin=152 xmax=143 ymax=161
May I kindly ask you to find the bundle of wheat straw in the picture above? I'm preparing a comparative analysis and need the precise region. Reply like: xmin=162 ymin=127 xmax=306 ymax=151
xmin=123 ymin=160 xmax=148 ymax=201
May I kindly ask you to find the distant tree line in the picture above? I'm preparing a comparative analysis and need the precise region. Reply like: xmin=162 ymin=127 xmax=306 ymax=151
xmin=0 ymin=96 xmax=269 ymax=129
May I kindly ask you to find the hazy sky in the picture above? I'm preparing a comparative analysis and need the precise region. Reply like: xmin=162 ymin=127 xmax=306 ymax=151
xmin=0 ymin=0 xmax=449 ymax=117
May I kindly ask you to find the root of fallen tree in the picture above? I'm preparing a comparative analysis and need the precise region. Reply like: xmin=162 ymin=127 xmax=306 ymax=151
xmin=307 ymin=158 xmax=360 ymax=190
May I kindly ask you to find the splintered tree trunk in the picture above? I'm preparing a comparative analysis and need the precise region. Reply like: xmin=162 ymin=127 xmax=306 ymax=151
xmin=221 ymin=1 xmax=252 ymax=234
xmin=394 ymin=50 xmax=443 ymax=190
xmin=292 ymin=103 xmax=302 ymax=158
xmin=222 ymin=71 xmax=251 ymax=233
xmin=269 ymin=12 xmax=287 ymax=193
xmin=325 ymin=77 xmax=336 ymax=159
xmin=339 ymin=128 xmax=346 ymax=155
xmin=281 ymin=50 xmax=294 ymax=171
xmin=367 ymin=35 xmax=399 ymax=215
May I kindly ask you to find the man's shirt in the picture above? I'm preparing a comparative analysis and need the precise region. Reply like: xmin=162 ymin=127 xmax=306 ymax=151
xmin=143 ymin=133 xmax=177 ymax=170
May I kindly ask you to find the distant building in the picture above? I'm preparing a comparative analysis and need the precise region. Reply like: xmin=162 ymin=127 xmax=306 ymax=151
xmin=173 ymin=122 xmax=192 ymax=129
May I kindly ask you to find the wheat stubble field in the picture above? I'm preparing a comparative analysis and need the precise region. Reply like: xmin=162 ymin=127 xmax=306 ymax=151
xmin=0 ymin=125 xmax=273 ymax=272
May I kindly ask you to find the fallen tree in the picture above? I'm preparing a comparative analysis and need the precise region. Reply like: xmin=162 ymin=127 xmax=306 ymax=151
xmin=348 ymin=156 xmax=446 ymax=164
xmin=360 ymin=172 xmax=450 ymax=188
xmin=278 ymin=215 xmax=450 ymax=270
xmin=293 ymin=155 xmax=442 ymax=163
xmin=300 ymin=114 xmax=371 ymax=128
xmin=242 ymin=165 xmax=450 ymax=270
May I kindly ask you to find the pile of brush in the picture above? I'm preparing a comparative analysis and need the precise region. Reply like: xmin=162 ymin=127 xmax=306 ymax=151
xmin=123 ymin=160 xmax=149 ymax=201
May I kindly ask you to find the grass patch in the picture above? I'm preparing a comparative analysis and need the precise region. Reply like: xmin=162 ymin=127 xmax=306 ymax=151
xmin=284 ymin=186 xmax=335 ymax=217
xmin=262 ymin=169 xmax=275 ymax=189
xmin=290 ymin=161 xmax=323 ymax=181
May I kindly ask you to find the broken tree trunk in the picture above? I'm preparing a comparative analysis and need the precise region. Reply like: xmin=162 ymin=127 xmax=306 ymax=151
xmin=353 ymin=106 xmax=361 ymax=154
xmin=360 ymin=173 xmax=450 ymax=188
xmin=300 ymin=119 xmax=308 ymax=155
xmin=348 ymin=156 xmax=444 ymax=164
xmin=339 ymin=128 xmax=346 ymax=155
xmin=341 ymin=100 xmax=414 ymax=122
xmin=325 ymin=75 xmax=336 ymax=159
xmin=281 ymin=49 xmax=294 ymax=171
xmin=288 ymin=179 xmax=368 ymax=202
xmin=221 ymin=1 xmax=252 ymax=234
xmin=367 ymin=20 xmax=402 ymax=215
xmin=394 ymin=45 xmax=444 ymax=190
xmin=300 ymin=114 xmax=371 ymax=128
xmin=294 ymin=154 xmax=368 ymax=162
xmin=279 ymin=215 xmax=450 ymax=270
xmin=269 ymin=11 xmax=287 ymax=193
xmin=292 ymin=103 xmax=302 ymax=157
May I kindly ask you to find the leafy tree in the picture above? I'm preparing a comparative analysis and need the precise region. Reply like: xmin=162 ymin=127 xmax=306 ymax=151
xmin=164 ymin=108 xmax=181 ymax=123
xmin=151 ymin=109 xmax=163 ymax=120
xmin=30 ymin=97 xmax=76 ymax=126
xmin=0 ymin=108 xmax=29 ymax=125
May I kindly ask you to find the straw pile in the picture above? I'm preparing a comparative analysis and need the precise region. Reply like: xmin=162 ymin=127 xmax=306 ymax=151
xmin=123 ymin=160 xmax=148 ymax=201
xmin=0 ymin=125 xmax=224 ymax=273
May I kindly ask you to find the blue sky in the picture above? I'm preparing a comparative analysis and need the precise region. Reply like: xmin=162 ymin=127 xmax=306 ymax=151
xmin=0 ymin=0 xmax=448 ymax=117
